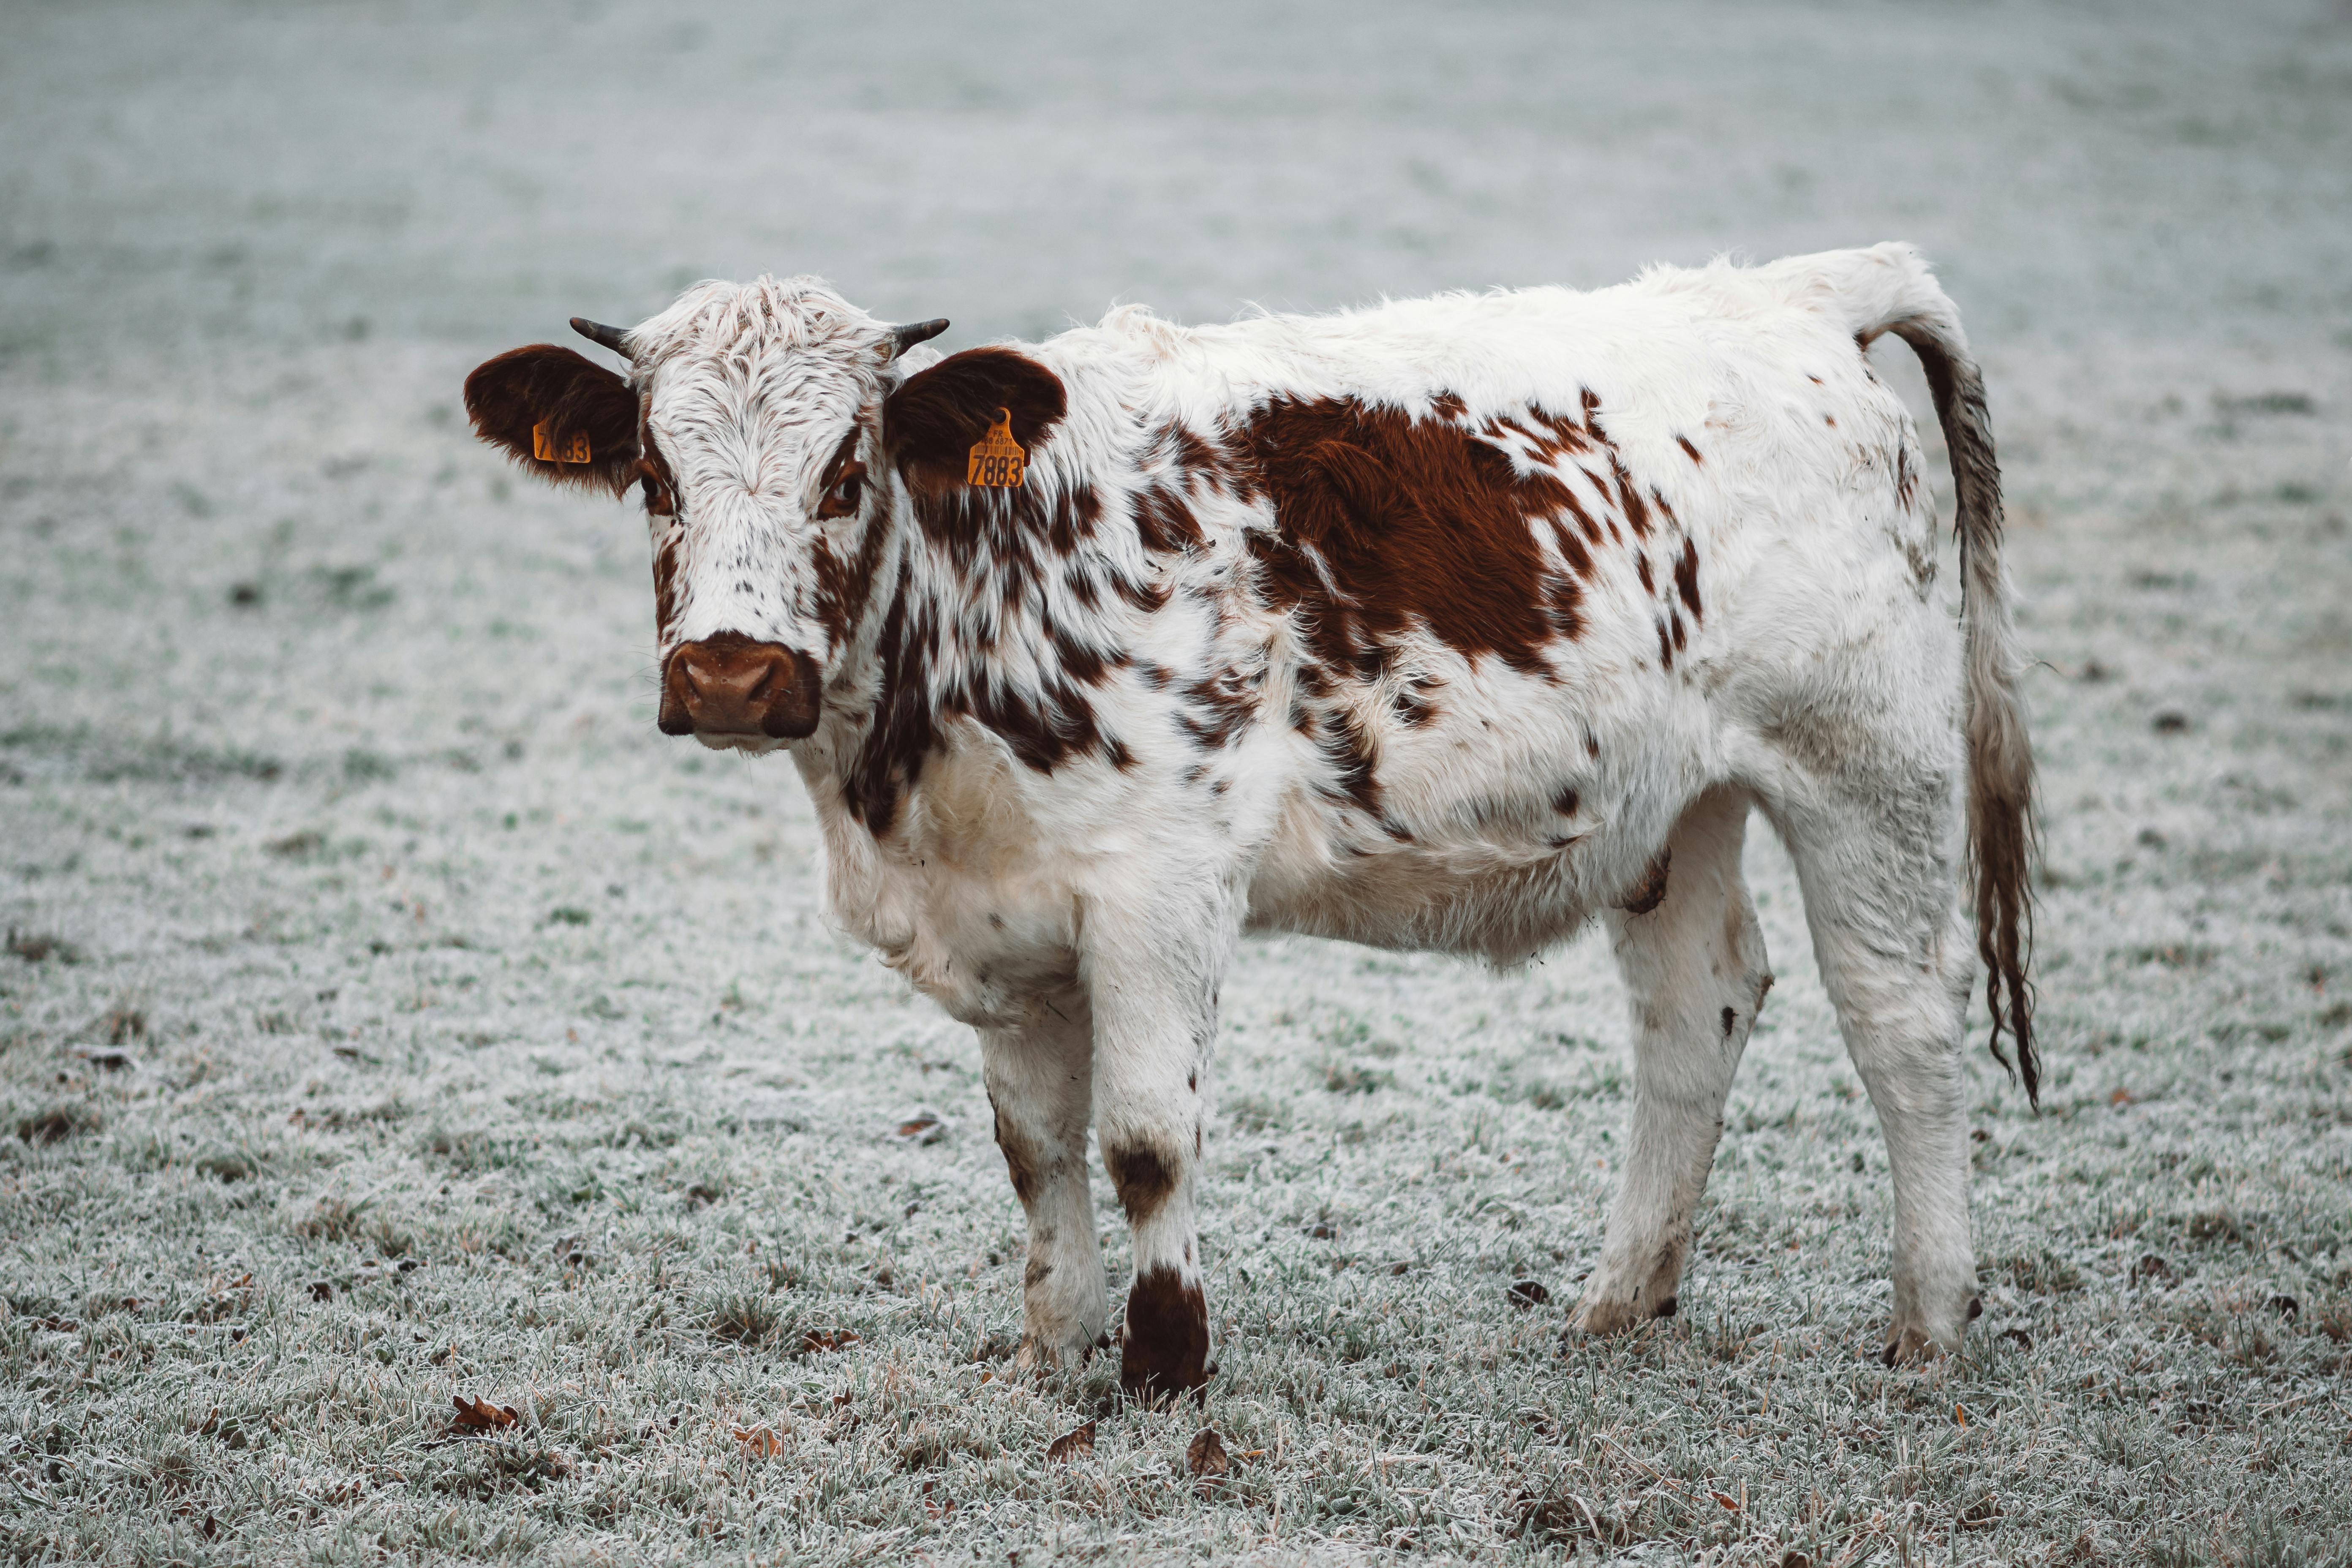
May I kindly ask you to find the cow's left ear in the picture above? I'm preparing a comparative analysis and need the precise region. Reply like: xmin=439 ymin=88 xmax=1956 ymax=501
xmin=882 ymin=347 xmax=1067 ymax=495
xmin=463 ymin=345 xmax=641 ymax=495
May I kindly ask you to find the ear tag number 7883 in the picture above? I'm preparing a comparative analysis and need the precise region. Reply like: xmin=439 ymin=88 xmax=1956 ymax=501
xmin=533 ymin=422 xmax=591 ymax=464
xmin=966 ymin=408 xmax=1026 ymax=488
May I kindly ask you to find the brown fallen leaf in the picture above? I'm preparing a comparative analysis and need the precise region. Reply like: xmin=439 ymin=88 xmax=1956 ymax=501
xmin=893 ymin=1110 xmax=947 ymax=1145
xmin=800 ymin=1328 xmax=861 ymax=1355
xmin=1711 ymin=1489 xmax=1741 ymax=1512
xmin=1046 ymin=1419 xmax=1097 ymax=1464
xmin=451 ymin=1394 xmax=519 ymax=1432
xmin=733 ymin=1425 xmax=785 ymax=1457
xmin=1186 ymin=1426 xmax=1231 ymax=1484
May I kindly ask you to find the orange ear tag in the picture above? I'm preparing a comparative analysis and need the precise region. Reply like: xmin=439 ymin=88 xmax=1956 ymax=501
xmin=966 ymin=408 xmax=1026 ymax=487
xmin=532 ymin=422 xmax=592 ymax=464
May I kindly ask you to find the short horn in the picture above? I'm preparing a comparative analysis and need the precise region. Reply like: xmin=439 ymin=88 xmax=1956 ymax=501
xmin=889 ymin=318 xmax=950 ymax=357
xmin=570 ymin=317 xmax=631 ymax=356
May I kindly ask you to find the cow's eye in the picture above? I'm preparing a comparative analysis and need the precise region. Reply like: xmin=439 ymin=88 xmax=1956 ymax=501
xmin=641 ymin=473 xmax=674 ymax=516
xmin=818 ymin=465 xmax=866 ymax=519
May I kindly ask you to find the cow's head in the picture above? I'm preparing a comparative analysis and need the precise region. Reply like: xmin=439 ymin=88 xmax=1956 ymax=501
xmin=462 ymin=276 xmax=1063 ymax=752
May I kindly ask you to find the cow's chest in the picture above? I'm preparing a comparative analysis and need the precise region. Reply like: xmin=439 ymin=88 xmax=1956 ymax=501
xmin=818 ymin=738 xmax=1088 ymax=1029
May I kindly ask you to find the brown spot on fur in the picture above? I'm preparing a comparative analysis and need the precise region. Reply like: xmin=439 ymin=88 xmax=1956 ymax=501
xmin=992 ymin=1101 xmax=1042 ymax=1207
xmin=1721 ymin=1006 xmax=1737 ymax=1038
xmin=1655 ymin=619 xmax=1674 ymax=670
xmin=1025 ymin=1257 xmax=1053 ymax=1288
xmin=1675 ymin=435 xmax=1702 ymax=464
xmin=1104 ymin=1143 xmax=1178 ymax=1222
xmin=649 ymin=531 xmax=681 ymax=643
xmin=1673 ymin=537 xmax=1702 ymax=621
xmin=1617 ymin=848 xmax=1671 ymax=915
xmin=1121 ymin=1265 xmax=1210 ymax=1399
xmin=1554 ymin=786 xmax=1579 ymax=816
xmin=1636 ymin=553 xmax=1654 ymax=594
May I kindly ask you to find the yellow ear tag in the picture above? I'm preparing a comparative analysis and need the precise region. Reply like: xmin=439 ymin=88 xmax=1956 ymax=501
xmin=532 ymin=422 xmax=591 ymax=464
xmin=966 ymin=408 xmax=1026 ymax=488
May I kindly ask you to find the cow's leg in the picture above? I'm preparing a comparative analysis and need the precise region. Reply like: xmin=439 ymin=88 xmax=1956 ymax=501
xmin=1083 ymin=893 xmax=1228 ymax=1402
xmin=1572 ymin=787 xmax=1773 ymax=1337
xmin=1767 ymin=755 xmax=1980 ymax=1363
xmin=980 ymin=992 xmax=1108 ymax=1370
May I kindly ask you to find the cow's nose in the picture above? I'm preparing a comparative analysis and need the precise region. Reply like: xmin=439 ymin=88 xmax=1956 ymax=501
xmin=659 ymin=634 xmax=821 ymax=740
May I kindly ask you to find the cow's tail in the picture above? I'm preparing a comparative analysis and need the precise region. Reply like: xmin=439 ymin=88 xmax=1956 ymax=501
xmin=1832 ymin=243 xmax=2040 ymax=1108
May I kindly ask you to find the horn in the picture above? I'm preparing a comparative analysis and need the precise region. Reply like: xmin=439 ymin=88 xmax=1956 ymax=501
xmin=889 ymin=318 xmax=950 ymax=357
xmin=570 ymin=317 xmax=631 ymax=356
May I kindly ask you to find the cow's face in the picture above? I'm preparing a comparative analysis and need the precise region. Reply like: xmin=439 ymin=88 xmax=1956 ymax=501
xmin=461 ymin=277 xmax=947 ymax=752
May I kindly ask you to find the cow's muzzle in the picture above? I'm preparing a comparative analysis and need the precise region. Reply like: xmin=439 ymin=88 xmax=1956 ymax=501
xmin=659 ymin=634 xmax=822 ymax=741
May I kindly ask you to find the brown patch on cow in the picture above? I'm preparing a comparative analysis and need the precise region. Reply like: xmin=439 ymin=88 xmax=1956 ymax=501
xmin=1617 ymin=849 xmax=1671 ymax=915
xmin=1554 ymin=785 xmax=1580 ymax=816
xmin=1670 ymin=612 xmax=1687 ymax=653
xmin=1430 ymin=391 xmax=1466 ymax=421
xmin=1133 ymin=478 xmax=1203 ymax=554
xmin=1675 ymin=435 xmax=1703 ymax=465
xmin=1636 ymin=552 xmax=1654 ymax=594
xmin=1824 ymin=413 xmax=1837 ymax=427
xmin=1609 ymin=453 xmax=1652 ymax=539
xmin=463 ymin=345 xmax=640 ymax=495
xmin=1121 ymin=1266 xmax=1210 ymax=1400
xmin=1241 ymin=397 xmax=1584 ymax=682
xmin=649 ymin=531 xmax=682 ymax=643
xmin=1104 ymin=1143 xmax=1178 ymax=1223
xmin=811 ymin=470 xmax=896 ymax=649
xmin=1721 ymin=1005 xmax=1737 ymax=1039
xmin=1655 ymin=619 xmax=1674 ymax=671
xmin=1024 ymin=1257 xmax=1053 ymax=1288
xmin=992 ymin=1101 xmax=1043 ymax=1207
xmin=1673 ymin=537 xmax=1702 ymax=621
xmin=1177 ymin=670 xmax=1257 ymax=750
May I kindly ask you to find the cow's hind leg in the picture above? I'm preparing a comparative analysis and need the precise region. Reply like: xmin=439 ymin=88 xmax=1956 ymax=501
xmin=980 ymin=994 xmax=1108 ymax=1371
xmin=1572 ymin=787 xmax=1773 ymax=1337
xmin=1767 ymin=749 xmax=1981 ymax=1363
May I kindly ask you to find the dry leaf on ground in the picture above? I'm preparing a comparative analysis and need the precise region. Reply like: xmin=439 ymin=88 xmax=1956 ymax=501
xmin=893 ymin=1109 xmax=948 ymax=1144
xmin=1046 ymin=1419 xmax=1097 ymax=1463
xmin=800 ymin=1328 xmax=860 ymax=1354
xmin=734 ymin=1425 xmax=785 ymax=1457
xmin=1187 ymin=1426 xmax=1231 ymax=1484
xmin=451 ymin=1394 xmax=519 ymax=1432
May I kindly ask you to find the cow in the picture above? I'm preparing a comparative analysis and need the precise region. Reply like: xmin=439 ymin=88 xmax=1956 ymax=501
xmin=462 ymin=241 xmax=2036 ymax=1396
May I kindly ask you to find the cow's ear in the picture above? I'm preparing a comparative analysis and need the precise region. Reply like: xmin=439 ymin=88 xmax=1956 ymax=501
xmin=882 ymin=347 xmax=1067 ymax=495
xmin=463 ymin=345 xmax=640 ymax=495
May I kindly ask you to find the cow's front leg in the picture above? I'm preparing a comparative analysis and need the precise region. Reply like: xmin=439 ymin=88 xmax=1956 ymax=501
xmin=980 ymin=993 xmax=1107 ymax=1370
xmin=1086 ymin=897 xmax=1227 ymax=1402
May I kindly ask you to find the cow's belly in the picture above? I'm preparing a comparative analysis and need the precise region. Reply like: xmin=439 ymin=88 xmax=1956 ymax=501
xmin=1242 ymin=838 xmax=1595 ymax=962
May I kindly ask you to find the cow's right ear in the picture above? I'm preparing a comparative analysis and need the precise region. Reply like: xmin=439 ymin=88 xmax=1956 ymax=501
xmin=463 ymin=345 xmax=640 ymax=495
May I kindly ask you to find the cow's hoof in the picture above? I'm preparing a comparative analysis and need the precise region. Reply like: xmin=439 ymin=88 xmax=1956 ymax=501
xmin=1879 ymin=1322 xmax=1948 ymax=1367
xmin=1566 ymin=1292 xmax=1675 ymax=1339
xmin=1119 ymin=1266 xmax=1209 ymax=1403
xmin=1016 ymin=1330 xmax=1103 ymax=1375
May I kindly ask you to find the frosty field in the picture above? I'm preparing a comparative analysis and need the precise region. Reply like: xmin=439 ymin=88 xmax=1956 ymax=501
xmin=3 ymin=2 xmax=2350 ymax=1562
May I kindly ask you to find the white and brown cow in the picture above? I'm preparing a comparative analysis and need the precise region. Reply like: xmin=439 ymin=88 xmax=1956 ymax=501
xmin=464 ymin=242 xmax=2036 ymax=1395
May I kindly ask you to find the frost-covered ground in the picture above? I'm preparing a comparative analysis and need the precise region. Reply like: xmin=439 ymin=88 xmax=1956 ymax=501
xmin=3 ymin=2 xmax=2350 ymax=1563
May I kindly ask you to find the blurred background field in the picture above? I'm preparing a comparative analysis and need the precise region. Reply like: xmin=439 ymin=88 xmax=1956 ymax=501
xmin=2 ymin=2 xmax=2349 ymax=1563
